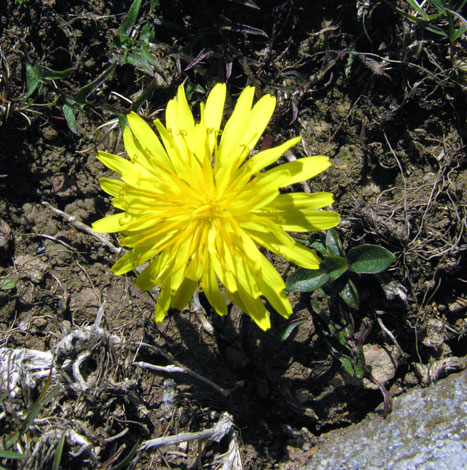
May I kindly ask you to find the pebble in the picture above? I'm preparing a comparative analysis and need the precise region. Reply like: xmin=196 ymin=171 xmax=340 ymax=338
xmin=14 ymin=254 xmax=49 ymax=283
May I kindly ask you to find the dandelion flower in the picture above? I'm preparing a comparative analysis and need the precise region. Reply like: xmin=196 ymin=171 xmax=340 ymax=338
xmin=93 ymin=84 xmax=339 ymax=330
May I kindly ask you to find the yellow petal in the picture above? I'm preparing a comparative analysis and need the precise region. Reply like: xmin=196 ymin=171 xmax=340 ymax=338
xmin=259 ymin=156 xmax=331 ymax=188
xmin=217 ymin=92 xmax=276 ymax=183
xmin=246 ymin=225 xmax=321 ymax=269
xmin=155 ymin=284 xmax=171 ymax=322
xmin=217 ymin=86 xmax=255 ymax=168
xmin=232 ymin=288 xmax=271 ymax=330
xmin=126 ymin=113 xmax=171 ymax=168
xmin=204 ymin=83 xmax=226 ymax=131
xmin=171 ymin=277 xmax=198 ymax=310
xmin=245 ymin=136 xmax=301 ymax=175
xmin=257 ymin=253 xmax=292 ymax=319
xmin=167 ymin=85 xmax=195 ymax=136
xmin=100 ymin=178 xmax=125 ymax=197
xmin=201 ymin=264 xmax=228 ymax=316
xmin=97 ymin=151 xmax=133 ymax=176
xmin=239 ymin=93 xmax=276 ymax=151
xmin=270 ymin=192 xmax=335 ymax=210
xmin=92 ymin=212 xmax=133 ymax=233
xmin=135 ymin=250 xmax=173 ymax=291
xmin=265 ymin=210 xmax=340 ymax=232
xmin=111 ymin=244 xmax=163 ymax=275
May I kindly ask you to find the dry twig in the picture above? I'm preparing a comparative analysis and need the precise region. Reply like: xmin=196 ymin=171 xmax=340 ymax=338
xmin=42 ymin=201 xmax=122 ymax=255
xmin=138 ymin=412 xmax=234 ymax=451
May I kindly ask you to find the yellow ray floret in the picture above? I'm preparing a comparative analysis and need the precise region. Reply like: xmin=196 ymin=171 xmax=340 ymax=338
xmin=93 ymin=83 xmax=339 ymax=330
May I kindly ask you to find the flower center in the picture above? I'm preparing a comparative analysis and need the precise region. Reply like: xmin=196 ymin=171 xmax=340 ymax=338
xmin=193 ymin=199 xmax=226 ymax=219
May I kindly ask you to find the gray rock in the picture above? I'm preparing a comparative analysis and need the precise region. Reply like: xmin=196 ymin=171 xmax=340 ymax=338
xmin=306 ymin=368 xmax=467 ymax=470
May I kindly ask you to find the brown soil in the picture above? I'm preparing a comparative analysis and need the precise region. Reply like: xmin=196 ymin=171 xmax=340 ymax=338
xmin=0 ymin=0 xmax=466 ymax=469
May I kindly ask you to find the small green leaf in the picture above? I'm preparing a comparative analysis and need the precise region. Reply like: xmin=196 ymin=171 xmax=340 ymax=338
xmin=63 ymin=103 xmax=78 ymax=135
xmin=354 ymin=362 xmax=366 ymax=378
xmin=37 ymin=65 xmax=73 ymax=80
xmin=21 ymin=64 xmax=73 ymax=100
xmin=52 ymin=434 xmax=66 ymax=470
xmin=336 ymin=327 xmax=349 ymax=347
xmin=286 ymin=267 xmax=330 ymax=292
xmin=0 ymin=450 xmax=26 ymax=460
xmin=23 ymin=63 xmax=42 ymax=99
xmin=338 ymin=356 xmax=366 ymax=378
xmin=339 ymin=279 xmax=359 ymax=309
xmin=118 ymin=0 xmax=143 ymax=40
xmin=452 ymin=24 xmax=467 ymax=41
xmin=0 ymin=279 xmax=15 ymax=290
xmin=348 ymin=244 xmax=395 ymax=274
xmin=280 ymin=319 xmax=305 ymax=342
xmin=322 ymin=256 xmax=349 ymax=281
xmin=338 ymin=356 xmax=357 ymax=376
xmin=127 ymin=52 xmax=156 ymax=75
xmin=311 ymin=241 xmax=326 ymax=255
xmin=326 ymin=229 xmax=343 ymax=256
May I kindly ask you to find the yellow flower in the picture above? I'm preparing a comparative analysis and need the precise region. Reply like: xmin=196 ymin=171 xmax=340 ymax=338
xmin=93 ymin=84 xmax=339 ymax=330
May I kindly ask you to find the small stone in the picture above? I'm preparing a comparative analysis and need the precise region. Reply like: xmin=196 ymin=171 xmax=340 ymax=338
xmin=43 ymin=127 xmax=59 ymax=141
xmin=0 ymin=218 xmax=13 ymax=259
xmin=51 ymin=173 xmax=77 ymax=197
xmin=363 ymin=344 xmax=401 ymax=390
xmin=403 ymin=371 xmax=419 ymax=387
xmin=69 ymin=287 xmax=100 ymax=310
xmin=32 ymin=317 xmax=48 ymax=328
xmin=421 ymin=318 xmax=447 ymax=349
xmin=14 ymin=254 xmax=49 ymax=283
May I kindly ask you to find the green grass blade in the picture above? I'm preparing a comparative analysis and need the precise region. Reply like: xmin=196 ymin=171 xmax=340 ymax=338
xmin=52 ymin=434 xmax=66 ymax=470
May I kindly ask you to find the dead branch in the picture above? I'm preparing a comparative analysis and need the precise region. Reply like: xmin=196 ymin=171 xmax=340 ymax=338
xmin=42 ymin=201 xmax=122 ymax=255
xmin=138 ymin=412 xmax=234 ymax=451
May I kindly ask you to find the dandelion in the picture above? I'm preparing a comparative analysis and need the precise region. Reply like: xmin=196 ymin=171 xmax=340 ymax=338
xmin=93 ymin=84 xmax=339 ymax=330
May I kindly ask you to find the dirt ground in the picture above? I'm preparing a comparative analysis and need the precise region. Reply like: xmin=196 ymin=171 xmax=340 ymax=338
xmin=0 ymin=0 xmax=466 ymax=469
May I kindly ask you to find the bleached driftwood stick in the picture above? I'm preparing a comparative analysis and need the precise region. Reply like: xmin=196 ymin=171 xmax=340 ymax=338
xmin=138 ymin=412 xmax=233 ymax=451
xmin=42 ymin=201 xmax=122 ymax=255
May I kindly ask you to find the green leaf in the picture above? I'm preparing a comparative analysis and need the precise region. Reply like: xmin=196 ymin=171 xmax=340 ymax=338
xmin=339 ymin=279 xmax=359 ymax=309
xmin=52 ymin=434 xmax=66 ymax=470
xmin=336 ymin=327 xmax=349 ymax=347
xmin=280 ymin=319 xmax=305 ymax=342
xmin=286 ymin=267 xmax=330 ymax=293
xmin=21 ymin=64 xmax=73 ymax=100
xmin=0 ymin=279 xmax=15 ymax=290
xmin=311 ymin=241 xmax=326 ymax=255
xmin=126 ymin=52 xmax=157 ymax=75
xmin=118 ymin=0 xmax=143 ymax=40
xmin=5 ymin=378 xmax=58 ymax=449
xmin=452 ymin=24 xmax=467 ymax=41
xmin=62 ymin=103 xmax=78 ymax=135
xmin=0 ymin=450 xmax=26 ymax=460
xmin=338 ymin=356 xmax=366 ymax=378
xmin=338 ymin=356 xmax=357 ymax=376
xmin=23 ymin=63 xmax=42 ymax=99
xmin=37 ymin=65 xmax=73 ymax=80
xmin=348 ymin=244 xmax=395 ymax=274
xmin=322 ymin=256 xmax=349 ymax=281
xmin=326 ymin=229 xmax=343 ymax=256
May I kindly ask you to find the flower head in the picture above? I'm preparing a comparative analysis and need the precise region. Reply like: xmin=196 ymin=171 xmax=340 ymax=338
xmin=93 ymin=84 xmax=339 ymax=330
